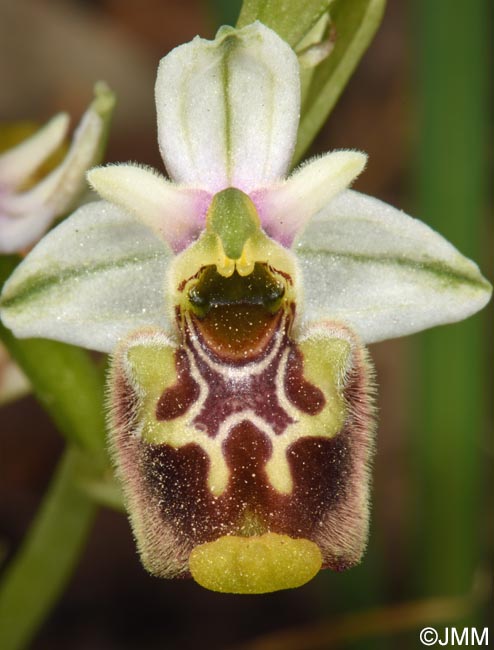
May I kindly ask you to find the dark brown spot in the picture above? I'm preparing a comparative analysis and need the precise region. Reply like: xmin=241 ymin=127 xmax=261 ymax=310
xmin=139 ymin=426 xmax=352 ymax=552
xmin=284 ymin=347 xmax=326 ymax=415
xmin=156 ymin=349 xmax=200 ymax=421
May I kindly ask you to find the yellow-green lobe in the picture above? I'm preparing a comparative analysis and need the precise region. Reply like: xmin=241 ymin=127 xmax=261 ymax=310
xmin=189 ymin=532 xmax=322 ymax=594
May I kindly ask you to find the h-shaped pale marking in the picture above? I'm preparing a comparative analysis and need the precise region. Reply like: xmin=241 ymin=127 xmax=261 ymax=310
xmin=124 ymin=326 xmax=351 ymax=497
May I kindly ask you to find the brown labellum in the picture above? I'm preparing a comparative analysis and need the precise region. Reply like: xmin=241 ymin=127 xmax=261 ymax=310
xmin=108 ymin=263 xmax=375 ymax=589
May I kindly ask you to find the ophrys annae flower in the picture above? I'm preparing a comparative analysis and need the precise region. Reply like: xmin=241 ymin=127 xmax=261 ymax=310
xmin=0 ymin=84 xmax=114 ymax=407
xmin=0 ymin=83 xmax=114 ymax=254
xmin=0 ymin=23 xmax=490 ymax=594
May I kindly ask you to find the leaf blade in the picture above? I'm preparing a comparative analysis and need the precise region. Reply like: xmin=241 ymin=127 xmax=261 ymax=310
xmin=294 ymin=0 xmax=386 ymax=163
xmin=237 ymin=0 xmax=332 ymax=49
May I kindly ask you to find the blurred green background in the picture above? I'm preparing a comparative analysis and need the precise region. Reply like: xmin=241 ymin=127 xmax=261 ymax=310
xmin=0 ymin=0 xmax=491 ymax=648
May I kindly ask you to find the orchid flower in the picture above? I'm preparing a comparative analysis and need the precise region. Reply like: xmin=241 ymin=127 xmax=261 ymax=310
xmin=0 ymin=82 xmax=115 ymax=254
xmin=0 ymin=23 xmax=490 ymax=595
xmin=0 ymin=84 xmax=115 ymax=406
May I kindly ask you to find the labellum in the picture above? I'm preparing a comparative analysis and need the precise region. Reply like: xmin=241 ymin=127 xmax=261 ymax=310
xmin=109 ymin=189 xmax=375 ymax=593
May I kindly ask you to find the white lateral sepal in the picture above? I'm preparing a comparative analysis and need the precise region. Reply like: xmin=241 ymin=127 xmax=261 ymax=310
xmin=0 ymin=201 xmax=171 ymax=352
xmin=296 ymin=190 xmax=492 ymax=343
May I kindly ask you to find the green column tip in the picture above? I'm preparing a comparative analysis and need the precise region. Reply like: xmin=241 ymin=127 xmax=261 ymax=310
xmin=206 ymin=188 xmax=261 ymax=260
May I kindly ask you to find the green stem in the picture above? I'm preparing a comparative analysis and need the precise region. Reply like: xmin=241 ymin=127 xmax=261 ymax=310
xmin=0 ymin=447 xmax=97 ymax=650
xmin=315 ymin=521 xmax=387 ymax=650
xmin=0 ymin=255 xmax=110 ymax=646
xmin=413 ymin=0 xmax=489 ymax=599
xmin=235 ymin=590 xmax=478 ymax=650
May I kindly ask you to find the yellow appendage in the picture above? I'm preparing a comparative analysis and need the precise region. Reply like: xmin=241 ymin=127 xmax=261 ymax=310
xmin=189 ymin=533 xmax=322 ymax=594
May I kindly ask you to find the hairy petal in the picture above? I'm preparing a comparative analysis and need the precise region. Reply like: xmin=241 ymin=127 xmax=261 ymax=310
xmin=0 ymin=202 xmax=171 ymax=353
xmin=155 ymin=22 xmax=300 ymax=193
xmin=88 ymin=164 xmax=211 ymax=253
xmin=296 ymin=190 xmax=492 ymax=343
xmin=252 ymin=150 xmax=366 ymax=246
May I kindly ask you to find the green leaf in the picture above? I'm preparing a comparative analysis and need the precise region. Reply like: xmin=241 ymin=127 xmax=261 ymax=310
xmin=412 ymin=0 xmax=490 ymax=600
xmin=0 ymin=255 xmax=107 ymax=455
xmin=293 ymin=0 xmax=386 ymax=163
xmin=237 ymin=0 xmax=332 ymax=49
xmin=0 ymin=447 xmax=97 ymax=650
xmin=296 ymin=12 xmax=333 ymax=108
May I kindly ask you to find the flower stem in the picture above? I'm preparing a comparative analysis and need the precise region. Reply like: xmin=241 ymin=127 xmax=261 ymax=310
xmin=0 ymin=255 xmax=109 ymax=647
xmin=0 ymin=447 xmax=97 ymax=650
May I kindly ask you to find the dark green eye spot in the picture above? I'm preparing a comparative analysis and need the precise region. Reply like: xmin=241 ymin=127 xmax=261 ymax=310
xmin=187 ymin=263 xmax=285 ymax=317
